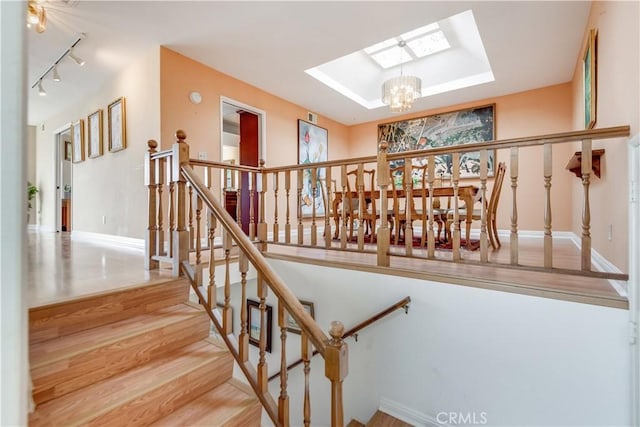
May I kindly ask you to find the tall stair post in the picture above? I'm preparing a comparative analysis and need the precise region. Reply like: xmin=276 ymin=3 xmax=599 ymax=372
xmin=325 ymin=321 xmax=348 ymax=427
xmin=172 ymin=130 xmax=190 ymax=276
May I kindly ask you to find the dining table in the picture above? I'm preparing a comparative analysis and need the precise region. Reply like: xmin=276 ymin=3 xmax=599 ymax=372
xmin=331 ymin=185 xmax=479 ymax=247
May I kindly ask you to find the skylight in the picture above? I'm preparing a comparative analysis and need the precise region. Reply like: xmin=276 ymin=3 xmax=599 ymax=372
xmin=364 ymin=23 xmax=451 ymax=69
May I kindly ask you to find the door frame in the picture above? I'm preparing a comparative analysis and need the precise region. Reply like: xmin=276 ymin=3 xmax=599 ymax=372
xmin=53 ymin=123 xmax=71 ymax=232
xmin=219 ymin=96 xmax=267 ymax=165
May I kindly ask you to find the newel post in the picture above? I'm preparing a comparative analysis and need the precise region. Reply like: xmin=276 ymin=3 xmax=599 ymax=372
xmin=172 ymin=130 xmax=190 ymax=276
xmin=325 ymin=321 xmax=348 ymax=427
xmin=377 ymin=142 xmax=391 ymax=267
xmin=145 ymin=139 xmax=159 ymax=270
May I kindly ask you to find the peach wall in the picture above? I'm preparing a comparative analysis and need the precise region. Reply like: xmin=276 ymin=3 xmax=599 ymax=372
xmin=349 ymin=83 xmax=575 ymax=232
xmin=570 ymin=1 xmax=639 ymax=271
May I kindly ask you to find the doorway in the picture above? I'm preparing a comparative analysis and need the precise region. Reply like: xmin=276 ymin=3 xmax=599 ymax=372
xmin=55 ymin=126 xmax=72 ymax=232
xmin=220 ymin=98 xmax=266 ymax=235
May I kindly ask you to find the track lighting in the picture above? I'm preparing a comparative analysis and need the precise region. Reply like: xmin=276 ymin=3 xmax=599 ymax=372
xmin=52 ymin=65 xmax=61 ymax=82
xmin=68 ymin=49 xmax=85 ymax=67
xmin=38 ymin=80 xmax=46 ymax=96
xmin=31 ymin=34 xmax=86 ymax=95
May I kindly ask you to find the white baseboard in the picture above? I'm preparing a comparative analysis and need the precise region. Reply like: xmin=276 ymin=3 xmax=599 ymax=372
xmin=71 ymin=231 xmax=145 ymax=252
xmin=379 ymin=397 xmax=439 ymax=427
xmin=27 ymin=224 xmax=39 ymax=231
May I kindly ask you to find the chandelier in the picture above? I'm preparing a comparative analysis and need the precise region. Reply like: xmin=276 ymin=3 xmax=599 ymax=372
xmin=27 ymin=0 xmax=47 ymax=33
xmin=381 ymin=41 xmax=422 ymax=113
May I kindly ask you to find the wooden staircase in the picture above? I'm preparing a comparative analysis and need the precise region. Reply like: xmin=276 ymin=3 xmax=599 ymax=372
xmin=348 ymin=410 xmax=413 ymax=427
xmin=28 ymin=278 xmax=261 ymax=426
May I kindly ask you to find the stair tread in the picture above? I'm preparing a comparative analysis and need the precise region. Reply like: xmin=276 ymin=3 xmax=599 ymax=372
xmin=29 ymin=338 xmax=231 ymax=427
xmin=150 ymin=379 xmax=261 ymax=426
xmin=367 ymin=410 xmax=413 ymax=427
xmin=30 ymin=302 xmax=204 ymax=367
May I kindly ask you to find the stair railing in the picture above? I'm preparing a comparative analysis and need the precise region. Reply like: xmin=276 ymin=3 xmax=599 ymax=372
xmin=146 ymin=130 xmax=348 ymax=427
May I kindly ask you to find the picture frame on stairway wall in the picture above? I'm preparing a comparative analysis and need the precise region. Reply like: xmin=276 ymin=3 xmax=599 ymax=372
xmin=108 ymin=96 xmax=126 ymax=152
xmin=247 ymin=299 xmax=272 ymax=352
xmin=583 ymin=28 xmax=597 ymax=129
xmin=286 ymin=300 xmax=315 ymax=335
xmin=71 ymin=119 xmax=85 ymax=163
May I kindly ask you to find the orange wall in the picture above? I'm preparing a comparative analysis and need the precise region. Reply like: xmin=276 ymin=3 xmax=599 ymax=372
xmin=570 ymin=1 xmax=639 ymax=271
xmin=349 ymin=83 xmax=575 ymax=232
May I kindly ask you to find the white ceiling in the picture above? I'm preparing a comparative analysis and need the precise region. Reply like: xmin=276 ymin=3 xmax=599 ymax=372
xmin=27 ymin=1 xmax=591 ymax=127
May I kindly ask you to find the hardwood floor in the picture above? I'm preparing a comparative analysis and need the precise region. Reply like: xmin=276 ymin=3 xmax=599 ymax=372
xmin=28 ymin=230 xmax=627 ymax=310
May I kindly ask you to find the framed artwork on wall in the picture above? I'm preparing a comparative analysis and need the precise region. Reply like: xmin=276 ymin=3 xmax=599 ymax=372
xmin=583 ymin=28 xmax=597 ymax=129
xmin=88 ymin=109 xmax=103 ymax=158
xmin=108 ymin=96 xmax=126 ymax=152
xmin=298 ymin=119 xmax=328 ymax=216
xmin=247 ymin=299 xmax=272 ymax=352
xmin=71 ymin=119 xmax=85 ymax=163
xmin=286 ymin=300 xmax=315 ymax=335
xmin=377 ymin=104 xmax=496 ymax=178
xmin=64 ymin=141 xmax=72 ymax=161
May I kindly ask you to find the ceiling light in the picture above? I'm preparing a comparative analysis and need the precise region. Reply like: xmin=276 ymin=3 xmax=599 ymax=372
xmin=381 ymin=41 xmax=422 ymax=113
xmin=68 ymin=49 xmax=85 ymax=66
xmin=38 ymin=80 xmax=46 ymax=96
xmin=52 ymin=65 xmax=61 ymax=82
xmin=27 ymin=1 xmax=46 ymax=33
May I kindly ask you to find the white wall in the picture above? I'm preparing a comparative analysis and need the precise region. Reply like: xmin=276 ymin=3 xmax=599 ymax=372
xmin=250 ymin=259 xmax=631 ymax=426
xmin=35 ymin=48 xmax=160 ymax=238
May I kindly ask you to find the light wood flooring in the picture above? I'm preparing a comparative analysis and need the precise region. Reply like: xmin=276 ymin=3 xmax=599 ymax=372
xmin=28 ymin=230 xmax=627 ymax=310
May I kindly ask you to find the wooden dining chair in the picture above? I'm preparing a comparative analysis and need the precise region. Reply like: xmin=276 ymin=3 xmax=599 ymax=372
xmin=344 ymin=167 xmax=390 ymax=241
xmin=446 ymin=161 xmax=507 ymax=249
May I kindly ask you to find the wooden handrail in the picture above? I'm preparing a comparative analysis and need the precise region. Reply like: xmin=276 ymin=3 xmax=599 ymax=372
xmin=181 ymin=165 xmax=329 ymax=355
xmin=149 ymin=148 xmax=173 ymax=160
xmin=190 ymin=158 xmax=262 ymax=173
xmin=267 ymin=296 xmax=411 ymax=382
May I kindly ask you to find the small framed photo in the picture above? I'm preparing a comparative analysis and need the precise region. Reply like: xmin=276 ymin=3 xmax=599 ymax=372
xmin=88 ymin=109 xmax=103 ymax=158
xmin=71 ymin=119 xmax=85 ymax=163
xmin=247 ymin=299 xmax=272 ymax=352
xmin=108 ymin=96 xmax=126 ymax=152
xmin=286 ymin=300 xmax=314 ymax=335
xmin=64 ymin=141 xmax=72 ymax=161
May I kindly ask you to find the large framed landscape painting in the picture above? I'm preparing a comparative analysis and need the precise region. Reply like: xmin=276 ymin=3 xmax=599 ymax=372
xmin=378 ymin=104 xmax=496 ymax=178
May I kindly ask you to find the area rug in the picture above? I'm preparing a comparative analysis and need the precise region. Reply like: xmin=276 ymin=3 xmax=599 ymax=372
xmin=334 ymin=233 xmax=480 ymax=251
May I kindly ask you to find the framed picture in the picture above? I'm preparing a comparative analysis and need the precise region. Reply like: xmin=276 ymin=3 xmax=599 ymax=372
xmin=247 ymin=299 xmax=272 ymax=352
xmin=88 ymin=109 xmax=103 ymax=158
xmin=108 ymin=96 xmax=126 ymax=152
xmin=71 ymin=120 xmax=85 ymax=163
xmin=298 ymin=119 xmax=328 ymax=216
xmin=64 ymin=141 xmax=72 ymax=161
xmin=583 ymin=28 xmax=597 ymax=129
xmin=286 ymin=300 xmax=315 ymax=335
xmin=378 ymin=104 xmax=496 ymax=179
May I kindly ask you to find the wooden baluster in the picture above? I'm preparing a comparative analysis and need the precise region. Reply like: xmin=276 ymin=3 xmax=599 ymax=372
xmin=479 ymin=150 xmax=488 ymax=262
xmin=340 ymin=165 xmax=348 ymax=250
xmin=238 ymin=253 xmax=249 ymax=362
xmin=285 ymin=171 xmax=291 ymax=244
xmin=249 ymin=171 xmax=256 ymax=240
xmin=237 ymin=172 xmax=243 ymax=230
xmin=581 ymin=139 xmax=592 ymax=270
xmin=145 ymin=140 xmax=159 ymax=270
xmin=325 ymin=321 xmax=347 ymax=427
xmin=172 ymin=130 xmax=190 ymax=276
xmin=311 ymin=167 xmax=318 ymax=246
xmin=325 ymin=167 xmax=333 ymax=249
xmin=208 ymin=213 xmax=217 ymax=310
xmin=510 ymin=148 xmax=519 ymax=265
xmin=188 ymin=183 xmax=194 ymax=250
xmin=278 ymin=303 xmax=290 ymax=426
xmin=297 ymin=170 xmax=304 ymax=245
xmin=273 ymin=172 xmax=280 ymax=243
xmin=223 ymin=231 xmax=232 ymax=335
xmin=168 ymin=162 xmax=175 ymax=258
xmin=427 ymin=157 xmax=436 ymax=257
xmin=543 ymin=143 xmax=553 ymax=268
xmin=195 ymin=195 xmax=203 ymax=285
xmin=403 ymin=160 xmax=413 ymax=256
xmin=258 ymin=160 xmax=268 ymax=250
xmin=205 ymin=167 xmax=213 ymax=250
xmin=452 ymin=152 xmax=461 ymax=261
xmin=302 ymin=331 xmax=311 ymax=427
xmin=377 ymin=142 xmax=390 ymax=267
xmin=357 ymin=164 xmax=365 ymax=250
xmin=257 ymin=277 xmax=269 ymax=392
xmin=156 ymin=158 xmax=165 ymax=256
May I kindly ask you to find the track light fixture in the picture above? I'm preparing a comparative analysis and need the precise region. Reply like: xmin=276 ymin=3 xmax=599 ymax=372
xmin=30 ymin=33 xmax=86 ymax=94
xmin=38 ymin=80 xmax=46 ymax=96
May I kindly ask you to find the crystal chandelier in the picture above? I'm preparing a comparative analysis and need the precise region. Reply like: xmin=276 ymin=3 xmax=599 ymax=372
xmin=381 ymin=41 xmax=422 ymax=113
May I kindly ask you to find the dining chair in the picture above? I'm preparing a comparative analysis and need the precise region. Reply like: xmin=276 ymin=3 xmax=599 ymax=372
xmin=446 ymin=161 xmax=507 ymax=249
xmin=344 ymin=167 xmax=390 ymax=241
